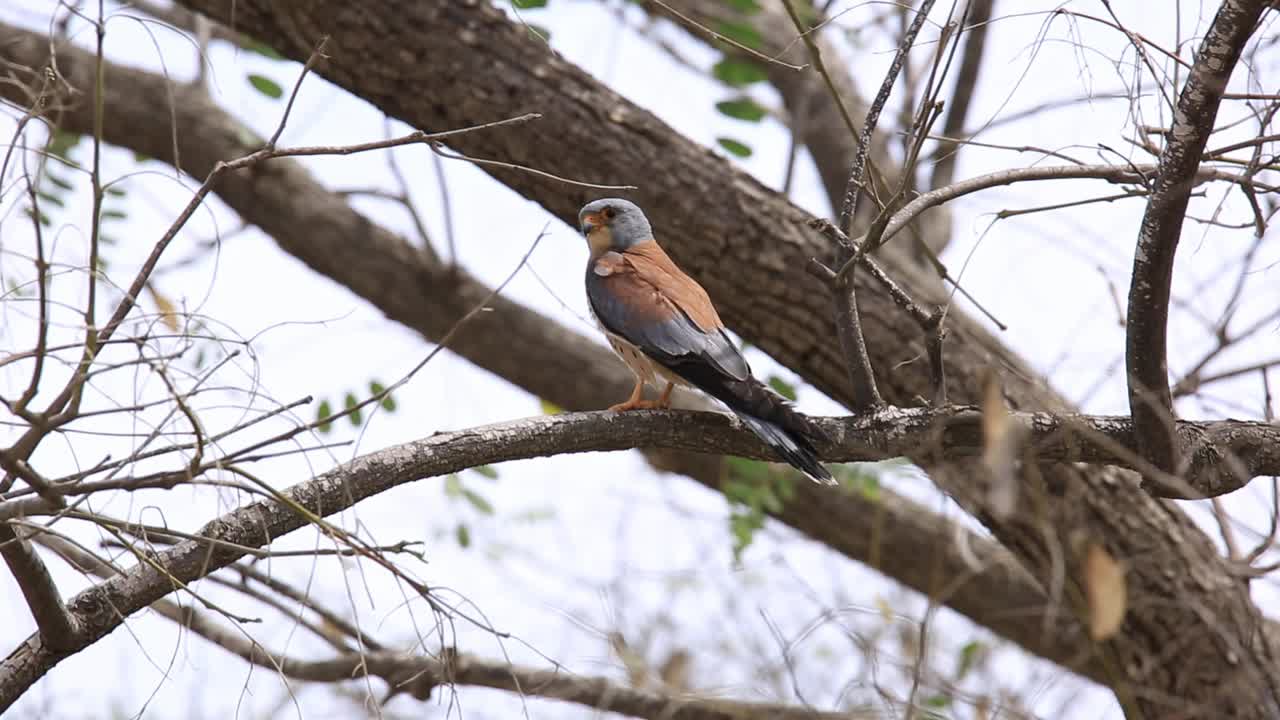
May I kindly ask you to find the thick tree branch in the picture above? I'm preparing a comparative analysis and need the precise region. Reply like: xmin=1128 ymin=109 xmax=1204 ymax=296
xmin=1126 ymin=0 xmax=1269 ymax=474
xmin=5 ymin=405 xmax=1280 ymax=705
xmin=7 ymin=4 xmax=1279 ymax=712
xmin=0 ymin=19 xmax=1086 ymax=689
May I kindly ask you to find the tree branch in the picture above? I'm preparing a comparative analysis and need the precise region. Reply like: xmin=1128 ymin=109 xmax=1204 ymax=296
xmin=1125 ymin=0 xmax=1269 ymax=474
xmin=34 ymin=534 xmax=869 ymax=720
xmin=7 ymin=5 xmax=1279 ymax=711
xmin=0 ymin=20 xmax=1077 ymax=688
xmin=0 ymin=525 xmax=79 ymax=652
xmin=5 ymin=403 xmax=1280 ymax=705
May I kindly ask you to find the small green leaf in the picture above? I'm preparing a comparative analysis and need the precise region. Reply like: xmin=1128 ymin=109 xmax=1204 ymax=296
xmin=455 ymin=524 xmax=471 ymax=548
xmin=715 ymin=98 xmax=767 ymax=122
xmin=444 ymin=473 xmax=463 ymax=499
xmin=525 ymin=23 xmax=551 ymax=41
xmin=35 ymin=190 xmax=64 ymax=208
xmin=46 ymin=174 xmax=73 ymax=191
xmin=462 ymin=488 xmax=495 ymax=515
xmin=105 ymin=185 xmax=126 ymax=197
xmin=316 ymin=399 xmax=333 ymax=433
xmin=512 ymin=0 xmax=548 ymax=7
xmin=100 ymin=235 xmax=118 ymax=246
xmin=471 ymin=465 xmax=499 ymax=480
xmin=766 ymin=375 xmax=797 ymax=401
xmin=368 ymin=380 xmax=397 ymax=411
xmin=133 ymin=151 xmax=151 ymax=163
xmin=47 ymin=131 xmax=80 ymax=162
xmin=101 ymin=209 xmax=127 ymax=221
xmin=725 ymin=457 xmax=771 ymax=484
xmin=956 ymin=640 xmax=986 ymax=680
xmin=729 ymin=510 xmax=765 ymax=562
xmin=242 ymin=36 xmax=284 ymax=59
xmin=24 ymin=207 xmax=51 ymax=227
xmin=716 ymin=137 xmax=753 ymax=158
xmin=343 ymin=392 xmax=363 ymax=426
xmin=925 ymin=694 xmax=950 ymax=708
xmin=726 ymin=0 xmax=761 ymax=12
xmin=539 ymin=398 xmax=562 ymax=415
xmin=714 ymin=20 xmax=763 ymax=50
xmin=712 ymin=58 xmax=767 ymax=87
xmin=247 ymin=73 xmax=284 ymax=99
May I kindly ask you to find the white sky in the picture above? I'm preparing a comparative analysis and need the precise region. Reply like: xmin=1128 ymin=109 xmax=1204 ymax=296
xmin=1 ymin=1 xmax=1278 ymax=718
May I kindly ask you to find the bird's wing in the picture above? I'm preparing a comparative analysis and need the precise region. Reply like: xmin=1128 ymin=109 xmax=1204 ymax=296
xmin=586 ymin=240 xmax=749 ymax=382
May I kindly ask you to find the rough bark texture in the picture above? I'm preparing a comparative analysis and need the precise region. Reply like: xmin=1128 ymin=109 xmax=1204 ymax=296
xmin=642 ymin=0 xmax=952 ymax=259
xmin=0 ymin=19 xmax=1105 ymax=694
xmin=1 ymin=0 xmax=1276 ymax=713
xmin=163 ymin=2 xmax=1276 ymax=713
xmin=1125 ymin=0 xmax=1268 ymax=475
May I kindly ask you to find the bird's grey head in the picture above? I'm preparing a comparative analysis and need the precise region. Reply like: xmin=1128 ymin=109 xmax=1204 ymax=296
xmin=579 ymin=198 xmax=652 ymax=255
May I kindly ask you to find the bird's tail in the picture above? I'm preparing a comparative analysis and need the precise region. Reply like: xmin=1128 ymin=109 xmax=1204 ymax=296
xmin=664 ymin=359 xmax=834 ymax=484
xmin=731 ymin=410 xmax=834 ymax=485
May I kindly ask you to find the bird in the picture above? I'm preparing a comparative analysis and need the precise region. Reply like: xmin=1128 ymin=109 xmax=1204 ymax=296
xmin=578 ymin=198 xmax=834 ymax=485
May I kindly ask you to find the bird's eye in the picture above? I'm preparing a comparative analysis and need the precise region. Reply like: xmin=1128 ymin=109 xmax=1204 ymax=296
xmin=602 ymin=207 xmax=616 ymax=220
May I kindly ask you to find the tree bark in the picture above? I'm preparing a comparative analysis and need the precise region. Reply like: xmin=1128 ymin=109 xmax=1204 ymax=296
xmin=4 ymin=0 xmax=1277 ymax=713
xmin=0 ymin=18 xmax=1104 ymax=691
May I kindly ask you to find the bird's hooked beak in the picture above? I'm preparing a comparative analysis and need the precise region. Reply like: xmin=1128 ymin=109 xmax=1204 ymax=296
xmin=580 ymin=212 xmax=600 ymax=237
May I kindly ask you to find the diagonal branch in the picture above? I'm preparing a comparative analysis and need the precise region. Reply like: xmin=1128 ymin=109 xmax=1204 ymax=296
xmin=1125 ymin=0 xmax=1269 ymax=475
xmin=0 ymin=525 xmax=79 ymax=652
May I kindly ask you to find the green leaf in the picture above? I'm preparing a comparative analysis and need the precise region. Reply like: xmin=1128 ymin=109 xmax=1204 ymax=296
xmin=725 ymin=0 xmax=761 ymax=12
xmin=247 ymin=73 xmax=284 ymax=99
xmin=711 ymin=58 xmax=767 ymax=87
xmin=343 ymin=392 xmax=363 ymax=427
xmin=725 ymin=456 xmax=771 ymax=484
xmin=444 ymin=473 xmax=463 ymax=499
xmin=133 ymin=151 xmax=151 ymax=163
xmin=835 ymin=464 xmax=881 ymax=500
xmin=715 ymin=20 xmax=763 ymax=50
xmin=715 ymin=97 xmax=767 ymax=122
xmin=105 ymin=185 xmax=126 ymax=198
xmin=369 ymin=380 xmax=397 ymax=411
xmin=539 ymin=398 xmax=562 ymax=415
xmin=101 ymin=209 xmax=127 ymax=221
xmin=471 ymin=465 xmax=499 ymax=480
xmin=242 ymin=36 xmax=284 ymax=59
xmin=462 ymin=488 xmax=495 ymax=515
xmin=512 ymin=0 xmax=548 ymax=7
xmin=316 ymin=399 xmax=333 ymax=433
xmin=35 ymin=190 xmax=64 ymax=208
xmin=455 ymin=523 xmax=471 ymax=548
xmin=729 ymin=510 xmax=765 ymax=562
xmin=716 ymin=137 xmax=753 ymax=158
xmin=766 ymin=375 xmax=797 ymax=401
xmin=956 ymin=640 xmax=985 ymax=680
xmin=925 ymin=694 xmax=950 ymax=709
xmin=24 ymin=207 xmax=51 ymax=227
xmin=525 ymin=23 xmax=551 ymax=41
xmin=46 ymin=174 xmax=73 ymax=191
xmin=47 ymin=130 xmax=80 ymax=162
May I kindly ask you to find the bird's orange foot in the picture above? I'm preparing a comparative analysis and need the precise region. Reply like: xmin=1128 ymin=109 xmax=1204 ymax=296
xmin=609 ymin=398 xmax=660 ymax=412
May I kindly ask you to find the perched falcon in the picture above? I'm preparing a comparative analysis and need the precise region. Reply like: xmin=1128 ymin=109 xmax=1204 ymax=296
xmin=578 ymin=198 xmax=834 ymax=485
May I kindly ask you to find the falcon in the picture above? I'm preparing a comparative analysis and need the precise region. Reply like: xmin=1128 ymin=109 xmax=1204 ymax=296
xmin=578 ymin=198 xmax=834 ymax=485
